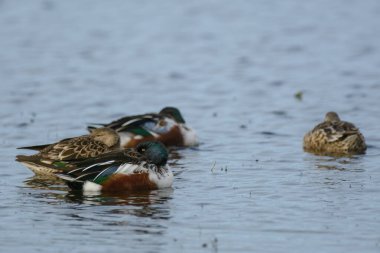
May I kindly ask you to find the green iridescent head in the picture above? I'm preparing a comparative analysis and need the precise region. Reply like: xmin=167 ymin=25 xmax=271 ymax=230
xmin=137 ymin=141 xmax=168 ymax=166
xmin=159 ymin=107 xmax=185 ymax=123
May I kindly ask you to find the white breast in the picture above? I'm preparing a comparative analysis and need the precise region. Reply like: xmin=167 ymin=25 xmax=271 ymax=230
xmin=179 ymin=124 xmax=199 ymax=146
xmin=148 ymin=165 xmax=174 ymax=189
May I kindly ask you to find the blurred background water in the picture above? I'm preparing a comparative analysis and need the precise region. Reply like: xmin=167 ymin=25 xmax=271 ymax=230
xmin=1 ymin=0 xmax=380 ymax=252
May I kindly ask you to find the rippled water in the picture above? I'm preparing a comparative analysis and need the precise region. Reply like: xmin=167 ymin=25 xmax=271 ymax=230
xmin=1 ymin=0 xmax=380 ymax=252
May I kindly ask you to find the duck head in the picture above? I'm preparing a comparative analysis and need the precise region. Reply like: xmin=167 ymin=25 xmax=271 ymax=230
xmin=325 ymin=112 xmax=341 ymax=122
xmin=159 ymin=107 xmax=186 ymax=124
xmin=137 ymin=141 xmax=168 ymax=166
xmin=90 ymin=127 xmax=120 ymax=147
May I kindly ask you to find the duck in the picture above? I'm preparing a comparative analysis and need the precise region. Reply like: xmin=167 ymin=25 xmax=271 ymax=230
xmin=303 ymin=112 xmax=366 ymax=155
xmin=87 ymin=107 xmax=198 ymax=148
xmin=16 ymin=127 xmax=120 ymax=176
xmin=56 ymin=141 xmax=173 ymax=193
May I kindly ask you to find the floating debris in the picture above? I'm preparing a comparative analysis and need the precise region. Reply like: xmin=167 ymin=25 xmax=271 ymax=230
xmin=261 ymin=131 xmax=276 ymax=136
xmin=168 ymin=71 xmax=185 ymax=80
xmin=294 ymin=91 xmax=303 ymax=101
xmin=211 ymin=161 xmax=216 ymax=173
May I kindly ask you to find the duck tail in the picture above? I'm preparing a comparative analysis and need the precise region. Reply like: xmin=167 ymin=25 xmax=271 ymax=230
xmin=56 ymin=174 xmax=85 ymax=191
xmin=17 ymin=144 xmax=50 ymax=151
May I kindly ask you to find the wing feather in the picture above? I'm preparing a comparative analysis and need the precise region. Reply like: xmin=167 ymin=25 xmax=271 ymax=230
xmin=313 ymin=121 xmax=360 ymax=143
xmin=39 ymin=137 xmax=110 ymax=161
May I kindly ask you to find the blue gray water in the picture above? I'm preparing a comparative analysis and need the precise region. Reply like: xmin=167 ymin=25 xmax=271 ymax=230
xmin=1 ymin=0 xmax=380 ymax=252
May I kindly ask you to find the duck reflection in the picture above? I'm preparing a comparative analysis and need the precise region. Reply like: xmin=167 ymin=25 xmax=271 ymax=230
xmin=23 ymin=175 xmax=173 ymax=220
xmin=303 ymin=153 xmax=366 ymax=189
xmin=305 ymin=154 xmax=365 ymax=172
xmin=24 ymin=175 xmax=67 ymax=190
xmin=167 ymin=148 xmax=183 ymax=163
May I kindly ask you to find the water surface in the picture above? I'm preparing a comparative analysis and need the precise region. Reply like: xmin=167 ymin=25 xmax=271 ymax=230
xmin=1 ymin=0 xmax=380 ymax=252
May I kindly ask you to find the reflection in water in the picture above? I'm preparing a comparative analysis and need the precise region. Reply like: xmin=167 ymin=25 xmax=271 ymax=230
xmin=305 ymin=154 xmax=365 ymax=172
xmin=167 ymin=149 xmax=183 ymax=168
xmin=23 ymin=175 xmax=173 ymax=220
xmin=303 ymin=154 xmax=367 ymax=189
xmin=167 ymin=148 xmax=183 ymax=160
xmin=22 ymin=175 xmax=69 ymax=204
xmin=65 ymin=188 xmax=173 ymax=204
xmin=23 ymin=176 xmax=173 ymax=240
xmin=24 ymin=175 xmax=67 ymax=190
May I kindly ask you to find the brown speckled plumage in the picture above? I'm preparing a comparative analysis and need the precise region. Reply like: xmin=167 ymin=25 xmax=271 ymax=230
xmin=16 ymin=127 xmax=120 ymax=175
xmin=303 ymin=112 xmax=366 ymax=155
